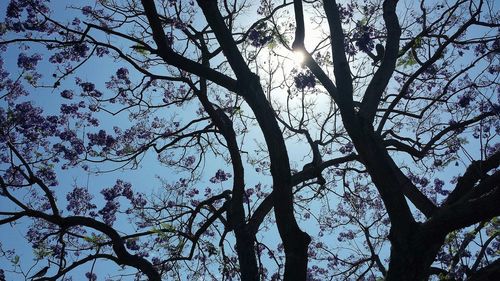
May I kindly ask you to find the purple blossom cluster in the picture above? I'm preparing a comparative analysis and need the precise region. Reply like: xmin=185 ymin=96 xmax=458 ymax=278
xmin=183 ymin=155 xmax=196 ymax=167
xmin=0 ymin=59 xmax=9 ymax=89
xmin=339 ymin=142 xmax=354 ymax=154
xmin=80 ymin=5 xmax=112 ymax=28
xmin=433 ymin=179 xmax=449 ymax=196
xmin=444 ymin=138 xmax=461 ymax=155
xmin=151 ymin=257 xmax=172 ymax=273
xmin=103 ymin=67 xmax=137 ymax=104
xmin=294 ymin=70 xmax=316 ymax=89
xmin=66 ymin=187 xmax=96 ymax=215
xmin=35 ymin=166 xmax=58 ymax=186
xmin=85 ymin=272 xmax=97 ymax=281
xmin=248 ymin=29 xmax=272 ymax=47
xmin=101 ymin=180 xmax=133 ymax=201
xmin=253 ymin=183 xmax=269 ymax=199
xmin=209 ymin=169 xmax=232 ymax=183
xmin=244 ymin=187 xmax=254 ymax=203
xmin=53 ymin=130 xmax=85 ymax=166
xmin=248 ymin=22 xmax=273 ymax=47
xmin=306 ymin=266 xmax=327 ymax=281
xmin=337 ymin=3 xmax=355 ymax=23
xmin=17 ymin=53 xmax=42 ymax=71
xmin=131 ymin=194 xmax=147 ymax=209
xmin=115 ymin=67 xmax=130 ymax=84
xmin=49 ymin=43 xmax=90 ymax=64
xmin=78 ymin=81 xmax=102 ymax=98
xmin=352 ymin=23 xmax=375 ymax=53
xmin=485 ymin=143 xmax=500 ymax=157
xmin=257 ymin=0 xmax=274 ymax=15
xmin=4 ymin=0 xmax=54 ymax=33
xmin=472 ymin=122 xmax=493 ymax=139
xmin=0 ymin=100 xmax=92 ymax=185
xmin=99 ymin=199 xmax=119 ymax=225
xmin=87 ymin=130 xmax=116 ymax=152
xmin=60 ymin=90 xmax=74 ymax=99
xmin=407 ymin=172 xmax=430 ymax=187
xmin=457 ymin=93 xmax=474 ymax=108
xmin=186 ymin=188 xmax=199 ymax=197
xmin=98 ymin=180 xmax=146 ymax=225
xmin=337 ymin=230 xmax=355 ymax=242
xmin=25 ymin=219 xmax=59 ymax=250
xmin=3 ymin=102 xmax=58 ymax=142
xmin=126 ymin=239 xmax=140 ymax=251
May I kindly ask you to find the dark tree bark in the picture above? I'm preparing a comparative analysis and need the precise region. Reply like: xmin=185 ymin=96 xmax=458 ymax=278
xmin=194 ymin=1 xmax=312 ymax=280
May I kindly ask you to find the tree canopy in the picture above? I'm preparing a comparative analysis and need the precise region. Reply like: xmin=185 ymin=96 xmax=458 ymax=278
xmin=0 ymin=0 xmax=499 ymax=280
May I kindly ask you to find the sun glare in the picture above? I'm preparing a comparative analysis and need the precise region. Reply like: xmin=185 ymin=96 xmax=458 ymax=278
xmin=293 ymin=50 xmax=306 ymax=65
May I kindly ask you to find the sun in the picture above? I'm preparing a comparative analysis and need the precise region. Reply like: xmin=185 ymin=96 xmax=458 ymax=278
xmin=293 ymin=49 xmax=306 ymax=65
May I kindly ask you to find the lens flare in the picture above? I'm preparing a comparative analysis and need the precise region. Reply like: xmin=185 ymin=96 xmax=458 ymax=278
xmin=293 ymin=50 xmax=305 ymax=65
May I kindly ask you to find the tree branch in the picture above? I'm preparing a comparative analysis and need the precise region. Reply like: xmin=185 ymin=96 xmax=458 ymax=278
xmin=360 ymin=0 xmax=401 ymax=123
xmin=140 ymin=0 xmax=238 ymax=92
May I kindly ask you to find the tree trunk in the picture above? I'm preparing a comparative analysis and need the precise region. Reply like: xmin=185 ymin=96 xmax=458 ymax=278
xmin=242 ymin=75 xmax=311 ymax=280
xmin=385 ymin=228 xmax=444 ymax=281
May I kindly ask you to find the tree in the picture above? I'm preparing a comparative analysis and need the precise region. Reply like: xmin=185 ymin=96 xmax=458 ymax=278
xmin=0 ymin=0 xmax=499 ymax=280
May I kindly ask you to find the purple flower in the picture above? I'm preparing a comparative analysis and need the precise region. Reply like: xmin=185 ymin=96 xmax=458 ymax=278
xmin=85 ymin=272 xmax=97 ymax=281
xmin=458 ymin=94 xmax=473 ymax=108
xmin=0 ymin=268 xmax=5 ymax=281
xmin=17 ymin=53 xmax=42 ymax=70
xmin=60 ymin=104 xmax=79 ymax=115
xmin=80 ymin=82 xmax=95 ymax=92
xmin=87 ymin=130 xmax=116 ymax=151
xmin=434 ymin=179 xmax=448 ymax=196
xmin=36 ymin=167 xmax=58 ymax=186
xmin=81 ymin=6 xmax=97 ymax=16
xmin=101 ymin=180 xmax=126 ymax=201
xmin=337 ymin=230 xmax=355 ymax=241
xmin=166 ymin=32 xmax=174 ymax=46
xmin=131 ymin=194 xmax=147 ymax=208
xmin=89 ymin=90 xmax=102 ymax=98
xmin=294 ymin=71 xmax=316 ymax=89
xmin=66 ymin=187 xmax=96 ymax=215
xmin=210 ymin=169 xmax=232 ymax=183
xmin=126 ymin=239 xmax=140 ymax=251
xmin=184 ymin=155 xmax=196 ymax=167
xmin=339 ymin=142 xmax=354 ymax=154
xmin=353 ymin=24 xmax=375 ymax=52
xmin=122 ymin=182 xmax=133 ymax=199
xmin=6 ymin=2 xmax=21 ymax=18
xmin=98 ymin=200 xmax=119 ymax=225
xmin=186 ymin=188 xmax=199 ymax=197
xmin=419 ymin=177 xmax=429 ymax=187
xmin=116 ymin=67 xmax=130 ymax=84
xmin=247 ymin=22 xmax=273 ymax=47
xmin=60 ymin=90 xmax=74 ymax=99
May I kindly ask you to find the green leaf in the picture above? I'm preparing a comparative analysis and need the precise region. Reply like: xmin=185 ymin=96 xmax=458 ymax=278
xmin=397 ymin=53 xmax=417 ymax=67
xmin=12 ymin=255 xmax=19 ymax=265
xmin=413 ymin=36 xmax=423 ymax=48
xmin=445 ymin=230 xmax=458 ymax=243
xmin=160 ymin=223 xmax=176 ymax=232
xmin=122 ymin=144 xmax=135 ymax=154
xmin=24 ymin=74 xmax=37 ymax=86
xmin=83 ymin=233 xmax=104 ymax=244
xmin=34 ymin=247 xmax=52 ymax=259
xmin=131 ymin=45 xmax=149 ymax=55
